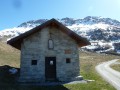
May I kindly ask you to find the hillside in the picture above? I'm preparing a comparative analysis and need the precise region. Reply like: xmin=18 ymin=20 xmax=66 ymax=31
xmin=0 ymin=42 xmax=20 ymax=67
xmin=0 ymin=16 xmax=120 ymax=54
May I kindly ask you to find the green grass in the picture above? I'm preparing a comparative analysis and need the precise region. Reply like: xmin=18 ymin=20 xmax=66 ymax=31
xmin=0 ymin=42 xmax=120 ymax=90
xmin=111 ymin=60 xmax=120 ymax=72
xmin=79 ymin=51 xmax=120 ymax=90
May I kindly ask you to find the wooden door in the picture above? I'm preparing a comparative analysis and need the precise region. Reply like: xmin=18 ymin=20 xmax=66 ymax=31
xmin=45 ymin=57 xmax=56 ymax=81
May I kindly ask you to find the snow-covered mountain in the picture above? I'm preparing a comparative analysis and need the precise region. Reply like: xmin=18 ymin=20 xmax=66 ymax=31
xmin=0 ymin=16 xmax=120 ymax=54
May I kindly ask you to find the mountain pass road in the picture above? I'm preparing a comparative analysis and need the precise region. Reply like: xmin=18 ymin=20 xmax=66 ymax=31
xmin=96 ymin=59 xmax=120 ymax=90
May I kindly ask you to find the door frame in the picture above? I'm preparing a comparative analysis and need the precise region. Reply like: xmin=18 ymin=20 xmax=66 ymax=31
xmin=45 ymin=57 xmax=56 ymax=81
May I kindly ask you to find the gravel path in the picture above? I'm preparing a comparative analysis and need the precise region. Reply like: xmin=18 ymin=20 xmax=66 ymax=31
xmin=96 ymin=59 xmax=120 ymax=90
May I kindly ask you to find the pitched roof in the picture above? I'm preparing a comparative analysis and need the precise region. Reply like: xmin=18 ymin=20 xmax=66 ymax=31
xmin=7 ymin=18 xmax=90 ymax=50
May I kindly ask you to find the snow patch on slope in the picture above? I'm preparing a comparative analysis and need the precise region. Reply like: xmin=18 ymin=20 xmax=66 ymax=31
xmin=0 ymin=27 xmax=32 ymax=37
xmin=67 ymin=23 xmax=112 ymax=31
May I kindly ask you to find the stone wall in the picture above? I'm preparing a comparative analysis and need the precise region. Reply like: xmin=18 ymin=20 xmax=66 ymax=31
xmin=19 ymin=27 xmax=80 ymax=82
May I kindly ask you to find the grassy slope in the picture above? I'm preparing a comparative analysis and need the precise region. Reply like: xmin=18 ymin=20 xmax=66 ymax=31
xmin=0 ymin=42 xmax=120 ymax=90
xmin=111 ymin=60 xmax=120 ymax=72
xmin=78 ymin=51 xmax=120 ymax=90
xmin=0 ymin=42 xmax=20 ymax=67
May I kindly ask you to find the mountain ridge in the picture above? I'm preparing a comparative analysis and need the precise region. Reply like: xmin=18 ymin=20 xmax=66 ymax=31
xmin=18 ymin=16 xmax=120 ymax=28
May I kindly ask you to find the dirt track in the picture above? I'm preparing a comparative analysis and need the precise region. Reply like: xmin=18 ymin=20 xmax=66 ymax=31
xmin=96 ymin=59 xmax=120 ymax=90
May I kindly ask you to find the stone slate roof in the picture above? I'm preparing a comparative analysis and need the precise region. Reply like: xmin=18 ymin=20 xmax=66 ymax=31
xmin=7 ymin=19 xmax=90 ymax=50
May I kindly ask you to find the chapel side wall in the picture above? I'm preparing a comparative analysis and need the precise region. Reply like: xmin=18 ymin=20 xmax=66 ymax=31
xmin=19 ymin=29 xmax=48 ymax=82
xmin=52 ymin=28 xmax=80 ymax=81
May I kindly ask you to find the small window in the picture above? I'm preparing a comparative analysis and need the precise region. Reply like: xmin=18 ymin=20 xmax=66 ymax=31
xmin=31 ymin=60 xmax=37 ymax=65
xmin=66 ymin=58 xmax=71 ymax=63
xmin=48 ymin=39 xmax=54 ymax=49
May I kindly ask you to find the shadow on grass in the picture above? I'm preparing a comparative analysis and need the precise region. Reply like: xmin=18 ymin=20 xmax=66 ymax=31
xmin=0 ymin=65 xmax=20 ymax=83
xmin=0 ymin=84 xmax=69 ymax=90
xmin=0 ymin=65 xmax=69 ymax=90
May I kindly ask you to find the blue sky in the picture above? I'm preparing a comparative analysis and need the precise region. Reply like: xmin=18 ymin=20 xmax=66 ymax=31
xmin=0 ymin=0 xmax=120 ymax=30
